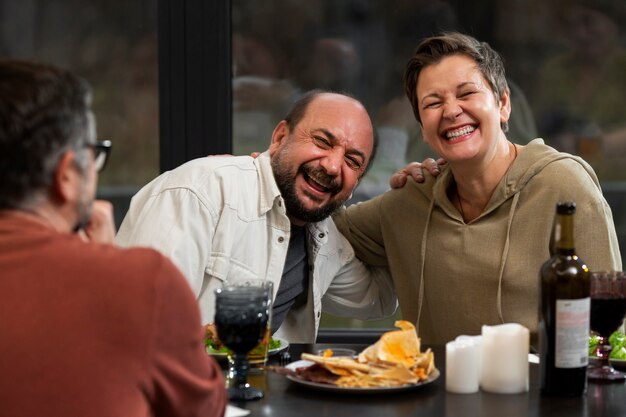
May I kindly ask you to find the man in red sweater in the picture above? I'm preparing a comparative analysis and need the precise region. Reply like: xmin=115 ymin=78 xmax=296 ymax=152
xmin=0 ymin=60 xmax=227 ymax=417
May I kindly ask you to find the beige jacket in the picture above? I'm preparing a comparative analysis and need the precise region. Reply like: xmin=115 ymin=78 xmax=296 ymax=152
xmin=116 ymin=152 xmax=397 ymax=342
xmin=334 ymin=139 xmax=622 ymax=345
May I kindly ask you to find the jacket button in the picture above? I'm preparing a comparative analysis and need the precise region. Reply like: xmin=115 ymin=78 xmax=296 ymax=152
xmin=278 ymin=236 xmax=285 ymax=243
xmin=317 ymin=311 xmax=321 ymax=318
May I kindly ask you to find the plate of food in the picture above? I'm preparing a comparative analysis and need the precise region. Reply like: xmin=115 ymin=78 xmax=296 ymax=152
xmin=205 ymin=324 xmax=289 ymax=359
xmin=273 ymin=320 xmax=439 ymax=393
xmin=283 ymin=360 xmax=439 ymax=394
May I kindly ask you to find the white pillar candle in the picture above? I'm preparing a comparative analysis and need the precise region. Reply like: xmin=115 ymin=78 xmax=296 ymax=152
xmin=446 ymin=338 xmax=481 ymax=393
xmin=455 ymin=334 xmax=483 ymax=375
xmin=480 ymin=323 xmax=530 ymax=394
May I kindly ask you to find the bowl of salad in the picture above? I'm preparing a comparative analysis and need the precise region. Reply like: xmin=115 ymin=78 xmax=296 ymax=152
xmin=589 ymin=330 xmax=626 ymax=371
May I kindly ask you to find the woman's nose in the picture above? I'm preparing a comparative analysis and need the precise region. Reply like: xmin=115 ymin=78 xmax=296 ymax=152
xmin=442 ymin=100 xmax=462 ymax=120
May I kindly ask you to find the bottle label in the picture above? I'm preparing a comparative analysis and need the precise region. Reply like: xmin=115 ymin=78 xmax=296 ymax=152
xmin=555 ymin=298 xmax=590 ymax=368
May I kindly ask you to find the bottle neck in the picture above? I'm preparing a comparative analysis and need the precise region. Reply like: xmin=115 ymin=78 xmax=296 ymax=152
xmin=553 ymin=213 xmax=575 ymax=253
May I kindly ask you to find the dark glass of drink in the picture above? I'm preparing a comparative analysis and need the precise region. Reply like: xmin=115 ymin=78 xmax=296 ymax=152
xmin=588 ymin=271 xmax=626 ymax=381
xmin=215 ymin=284 xmax=271 ymax=401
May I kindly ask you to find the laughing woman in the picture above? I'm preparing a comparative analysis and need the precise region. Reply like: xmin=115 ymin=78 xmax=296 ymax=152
xmin=333 ymin=32 xmax=622 ymax=346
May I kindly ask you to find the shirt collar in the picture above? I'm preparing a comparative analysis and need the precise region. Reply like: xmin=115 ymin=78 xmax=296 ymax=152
xmin=255 ymin=151 xmax=283 ymax=215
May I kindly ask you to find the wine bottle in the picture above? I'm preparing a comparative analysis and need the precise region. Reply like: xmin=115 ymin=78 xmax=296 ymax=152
xmin=539 ymin=202 xmax=590 ymax=396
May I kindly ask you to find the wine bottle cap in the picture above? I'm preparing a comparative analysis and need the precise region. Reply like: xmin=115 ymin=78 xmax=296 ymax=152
xmin=556 ymin=201 xmax=576 ymax=214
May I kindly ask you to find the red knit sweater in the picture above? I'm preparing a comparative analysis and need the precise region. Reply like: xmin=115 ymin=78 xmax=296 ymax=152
xmin=0 ymin=211 xmax=227 ymax=417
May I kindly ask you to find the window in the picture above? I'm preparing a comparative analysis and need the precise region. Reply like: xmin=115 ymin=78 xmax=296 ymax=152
xmin=0 ymin=0 xmax=159 ymax=225
xmin=9 ymin=0 xmax=623 ymax=331
xmin=230 ymin=0 xmax=626 ymax=329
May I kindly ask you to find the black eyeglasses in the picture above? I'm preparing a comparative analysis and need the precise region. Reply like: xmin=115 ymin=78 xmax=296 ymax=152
xmin=87 ymin=139 xmax=112 ymax=172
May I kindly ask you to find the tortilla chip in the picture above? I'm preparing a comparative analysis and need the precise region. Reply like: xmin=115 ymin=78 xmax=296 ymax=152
xmin=358 ymin=320 xmax=421 ymax=367
xmin=292 ymin=321 xmax=435 ymax=389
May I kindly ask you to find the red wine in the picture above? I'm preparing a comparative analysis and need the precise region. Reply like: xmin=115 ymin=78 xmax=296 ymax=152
xmin=540 ymin=202 xmax=590 ymax=397
xmin=215 ymin=312 xmax=269 ymax=354
xmin=214 ymin=287 xmax=270 ymax=355
xmin=590 ymin=294 xmax=626 ymax=337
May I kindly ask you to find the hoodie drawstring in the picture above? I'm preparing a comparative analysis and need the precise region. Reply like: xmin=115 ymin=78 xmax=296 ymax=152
xmin=415 ymin=196 xmax=436 ymax=334
xmin=495 ymin=191 xmax=520 ymax=323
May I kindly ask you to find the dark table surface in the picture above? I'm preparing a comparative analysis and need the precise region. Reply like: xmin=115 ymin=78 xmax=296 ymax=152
xmin=224 ymin=343 xmax=626 ymax=417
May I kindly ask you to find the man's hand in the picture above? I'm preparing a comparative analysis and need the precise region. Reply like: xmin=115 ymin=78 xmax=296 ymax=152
xmin=80 ymin=200 xmax=116 ymax=244
xmin=389 ymin=158 xmax=446 ymax=189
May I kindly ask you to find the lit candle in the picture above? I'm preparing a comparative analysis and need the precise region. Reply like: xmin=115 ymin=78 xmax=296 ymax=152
xmin=446 ymin=337 xmax=481 ymax=393
xmin=480 ymin=323 xmax=529 ymax=394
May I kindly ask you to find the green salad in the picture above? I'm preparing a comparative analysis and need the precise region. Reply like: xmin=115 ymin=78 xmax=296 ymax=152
xmin=204 ymin=334 xmax=282 ymax=355
xmin=268 ymin=338 xmax=282 ymax=350
xmin=205 ymin=338 xmax=230 ymax=354
xmin=589 ymin=330 xmax=626 ymax=360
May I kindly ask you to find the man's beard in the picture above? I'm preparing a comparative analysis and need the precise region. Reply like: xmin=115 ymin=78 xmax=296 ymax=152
xmin=271 ymin=155 xmax=345 ymax=224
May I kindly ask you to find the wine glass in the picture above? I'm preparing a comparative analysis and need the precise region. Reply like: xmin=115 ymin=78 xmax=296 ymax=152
xmin=225 ymin=279 xmax=274 ymax=374
xmin=588 ymin=271 xmax=626 ymax=381
xmin=215 ymin=283 xmax=271 ymax=401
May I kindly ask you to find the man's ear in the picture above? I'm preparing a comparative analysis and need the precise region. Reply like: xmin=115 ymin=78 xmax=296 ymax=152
xmin=269 ymin=120 xmax=289 ymax=156
xmin=52 ymin=151 xmax=81 ymax=204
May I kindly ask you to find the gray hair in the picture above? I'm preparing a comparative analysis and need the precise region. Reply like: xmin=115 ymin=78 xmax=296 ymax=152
xmin=0 ymin=60 xmax=94 ymax=209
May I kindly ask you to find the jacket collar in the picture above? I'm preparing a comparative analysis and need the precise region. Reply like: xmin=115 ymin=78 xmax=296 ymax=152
xmin=254 ymin=151 xmax=284 ymax=216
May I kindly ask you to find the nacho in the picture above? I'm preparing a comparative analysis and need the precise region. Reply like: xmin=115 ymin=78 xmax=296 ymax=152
xmin=295 ymin=321 xmax=435 ymax=388
xmin=358 ymin=320 xmax=421 ymax=367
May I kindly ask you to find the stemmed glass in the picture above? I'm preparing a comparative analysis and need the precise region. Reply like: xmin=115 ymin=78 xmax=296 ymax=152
xmin=214 ymin=283 xmax=271 ymax=401
xmin=588 ymin=271 xmax=626 ymax=381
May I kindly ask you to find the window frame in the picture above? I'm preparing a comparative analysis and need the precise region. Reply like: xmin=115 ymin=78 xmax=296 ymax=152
xmin=158 ymin=0 xmax=232 ymax=171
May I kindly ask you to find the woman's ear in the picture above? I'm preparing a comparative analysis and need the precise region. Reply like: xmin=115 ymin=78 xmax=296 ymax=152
xmin=499 ymin=88 xmax=511 ymax=125
xmin=269 ymin=120 xmax=289 ymax=156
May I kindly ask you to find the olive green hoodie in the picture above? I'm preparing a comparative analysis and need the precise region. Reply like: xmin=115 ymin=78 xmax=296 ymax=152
xmin=334 ymin=139 xmax=622 ymax=345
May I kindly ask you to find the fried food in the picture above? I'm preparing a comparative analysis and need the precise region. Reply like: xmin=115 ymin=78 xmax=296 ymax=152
xmin=297 ymin=321 xmax=435 ymax=388
xmin=358 ymin=320 xmax=421 ymax=368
